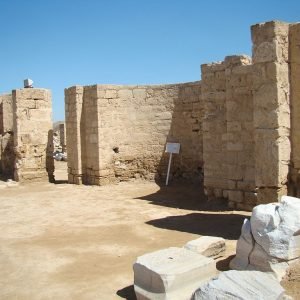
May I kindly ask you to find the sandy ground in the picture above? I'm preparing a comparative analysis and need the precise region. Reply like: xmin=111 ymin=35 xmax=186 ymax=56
xmin=0 ymin=161 xmax=262 ymax=299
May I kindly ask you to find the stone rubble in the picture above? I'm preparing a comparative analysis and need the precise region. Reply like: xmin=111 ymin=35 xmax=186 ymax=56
xmin=230 ymin=195 xmax=300 ymax=280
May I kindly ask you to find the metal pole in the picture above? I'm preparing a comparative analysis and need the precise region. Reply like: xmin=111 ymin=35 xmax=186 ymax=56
xmin=166 ymin=152 xmax=172 ymax=186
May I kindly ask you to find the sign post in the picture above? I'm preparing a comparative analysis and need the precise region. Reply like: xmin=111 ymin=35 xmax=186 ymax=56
xmin=165 ymin=142 xmax=180 ymax=186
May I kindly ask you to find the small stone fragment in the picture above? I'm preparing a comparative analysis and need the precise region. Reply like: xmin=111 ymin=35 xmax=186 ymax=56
xmin=184 ymin=236 xmax=225 ymax=257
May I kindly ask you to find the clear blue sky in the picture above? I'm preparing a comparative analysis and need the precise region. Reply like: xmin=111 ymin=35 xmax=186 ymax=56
xmin=1 ymin=0 xmax=299 ymax=121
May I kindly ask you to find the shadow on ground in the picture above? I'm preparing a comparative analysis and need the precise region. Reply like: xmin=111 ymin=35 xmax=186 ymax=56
xmin=146 ymin=212 xmax=247 ymax=240
xmin=54 ymin=179 xmax=69 ymax=185
xmin=135 ymin=182 xmax=231 ymax=211
xmin=117 ymin=285 xmax=136 ymax=300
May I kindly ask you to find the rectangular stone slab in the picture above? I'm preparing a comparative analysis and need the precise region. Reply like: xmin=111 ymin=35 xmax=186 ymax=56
xmin=133 ymin=247 xmax=217 ymax=300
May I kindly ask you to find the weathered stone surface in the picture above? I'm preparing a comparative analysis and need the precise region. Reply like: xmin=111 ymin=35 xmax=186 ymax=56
xmin=290 ymin=23 xmax=300 ymax=196
xmin=64 ymin=19 xmax=300 ymax=212
xmin=251 ymin=196 xmax=300 ymax=260
xmin=230 ymin=196 xmax=300 ymax=280
xmin=133 ymin=247 xmax=216 ymax=300
xmin=229 ymin=219 xmax=254 ymax=270
xmin=184 ymin=236 xmax=225 ymax=257
xmin=192 ymin=270 xmax=285 ymax=300
xmin=65 ymin=82 xmax=203 ymax=185
xmin=12 ymin=88 xmax=53 ymax=182
xmin=252 ymin=21 xmax=290 ymax=205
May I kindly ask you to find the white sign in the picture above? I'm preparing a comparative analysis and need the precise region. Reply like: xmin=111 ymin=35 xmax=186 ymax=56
xmin=165 ymin=142 xmax=180 ymax=154
xmin=165 ymin=143 xmax=180 ymax=186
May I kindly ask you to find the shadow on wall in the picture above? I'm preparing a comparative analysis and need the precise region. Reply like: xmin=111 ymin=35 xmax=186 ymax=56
xmin=47 ymin=129 xmax=55 ymax=183
xmin=153 ymin=82 xmax=204 ymax=187
xmin=0 ymin=131 xmax=14 ymax=180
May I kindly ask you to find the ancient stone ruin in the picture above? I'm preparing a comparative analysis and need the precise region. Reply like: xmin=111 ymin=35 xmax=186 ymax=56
xmin=65 ymin=20 xmax=300 ymax=210
xmin=0 ymin=20 xmax=299 ymax=211
xmin=0 ymin=88 xmax=54 ymax=182
xmin=65 ymin=82 xmax=203 ymax=185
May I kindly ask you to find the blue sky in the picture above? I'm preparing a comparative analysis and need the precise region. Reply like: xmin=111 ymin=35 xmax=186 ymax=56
xmin=1 ymin=0 xmax=299 ymax=121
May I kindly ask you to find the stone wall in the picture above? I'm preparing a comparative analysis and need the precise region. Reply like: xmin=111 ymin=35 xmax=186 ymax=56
xmin=201 ymin=21 xmax=294 ymax=209
xmin=65 ymin=20 xmax=300 ymax=210
xmin=0 ymin=93 xmax=14 ymax=178
xmin=65 ymin=82 xmax=203 ymax=185
xmin=13 ymin=88 xmax=54 ymax=182
xmin=289 ymin=23 xmax=300 ymax=197
xmin=201 ymin=56 xmax=255 ymax=210
xmin=251 ymin=21 xmax=291 ymax=204
xmin=225 ymin=56 xmax=255 ymax=210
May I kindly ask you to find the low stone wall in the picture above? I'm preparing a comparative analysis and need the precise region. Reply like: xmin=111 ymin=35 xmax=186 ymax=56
xmin=65 ymin=82 xmax=203 ymax=185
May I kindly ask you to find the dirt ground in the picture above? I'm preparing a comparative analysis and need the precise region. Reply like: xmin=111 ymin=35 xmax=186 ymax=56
xmin=1 ymin=161 xmax=296 ymax=299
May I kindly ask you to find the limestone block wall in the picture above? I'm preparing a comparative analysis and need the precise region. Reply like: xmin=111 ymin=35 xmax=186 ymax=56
xmin=65 ymin=82 xmax=203 ymax=185
xmin=224 ymin=56 xmax=255 ymax=210
xmin=13 ymin=88 xmax=54 ymax=182
xmin=201 ymin=56 xmax=255 ymax=210
xmin=201 ymin=21 xmax=298 ymax=209
xmin=65 ymin=20 xmax=300 ymax=210
xmin=201 ymin=61 xmax=227 ymax=197
xmin=251 ymin=21 xmax=291 ymax=203
xmin=0 ymin=93 xmax=14 ymax=178
xmin=289 ymin=23 xmax=300 ymax=197
xmin=65 ymin=86 xmax=84 ymax=184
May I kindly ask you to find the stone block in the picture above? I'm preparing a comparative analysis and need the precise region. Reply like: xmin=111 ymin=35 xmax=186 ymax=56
xmin=237 ymin=181 xmax=256 ymax=191
xmin=228 ymin=190 xmax=243 ymax=203
xmin=231 ymin=196 xmax=300 ymax=280
xmin=244 ymin=192 xmax=257 ymax=205
xmin=133 ymin=247 xmax=217 ymax=300
xmin=192 ymin=270 xmax=286 ymax=300
xmin=227 ymin=142 xmax=243 ymax=151
xmin=104 ymin=90 xmax=117 ymax=99
xmin=118 ymin=89 xmax=133 ymax=99
xmin=255 ymin=129 xmax=290 ymax=187
xmin=251 ymin=21 xmax=289 ymax=63
xmin=133 ymin=89 xmax=147 ymax=99
xmin=184 ymin=236 xmax=225 ymax=257
xmin=227 ymin=165 xmax=243 ymax=180
xmin=290 ymin=23 xmax=300 ymax=64
xmin=251 ymin=196 xmax=300 ymax=260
